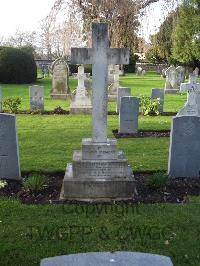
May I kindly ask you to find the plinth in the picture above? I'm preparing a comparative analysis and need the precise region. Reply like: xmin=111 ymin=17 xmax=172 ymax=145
xmin=61 ymin=138 xmax=136 ymax=201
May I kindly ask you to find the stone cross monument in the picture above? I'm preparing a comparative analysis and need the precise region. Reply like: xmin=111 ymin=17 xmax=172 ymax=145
xmin=70 ymin=65 xmax=92 ymax=114
xmin=177 ymin=74 xmax=200 ymax=116
xmin=61 ymin=23 xmax=135 ymax=200
xmin=71 ymin=23 xmax=129 ymax=142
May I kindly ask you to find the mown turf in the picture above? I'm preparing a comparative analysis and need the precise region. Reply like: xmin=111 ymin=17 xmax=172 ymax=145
xmin=17 ymin=114 xmax=171 ymax=172
xmin=0 ymin=197 xmax=200 ymax=266
xmin=0 ymin=72 xmax=189 ymax=112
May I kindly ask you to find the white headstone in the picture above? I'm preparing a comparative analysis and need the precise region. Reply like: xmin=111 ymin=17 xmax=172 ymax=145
xmin=136 ymin=66 xmax=143 ymax=75
xmin=0 ymin=88 xmax=2 ymax=113
xmin=30 ymin=85 xmax=44 ymax=111
xmin=177 ymin=74 xmax=200 ymax=116
xmin=116 ymin=87 xmax=131 ymax=113
xmin=70 ymin=65 xmax=92 ymax=114
xmin=193 ymin=67 xmax=199 ymax=76
xmin=119 ymin=96 xmax=139 ymax=134
xmin=41 ymin=252 xmax=173 ymax=266
xmin=164 ymin=65 xmax=179 ymax=94
xmin=50 ymin=58 xmax=70 ymax=99
xmin=108 ymin=65 xmax=120 ymax=101
xmin=62 ymin=23 xmax=135 ymax=200
xmin=176 ymin=66 xmax=185 ymax=86
xmin=142 ymin=69 xmax=146 ymax=76
xmin=0 ymin=114 xmax=21 ymax=180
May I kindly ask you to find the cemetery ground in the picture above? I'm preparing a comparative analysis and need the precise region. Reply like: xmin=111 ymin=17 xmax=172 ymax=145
xmin=0 ymin=72 xmax=200 ymax=266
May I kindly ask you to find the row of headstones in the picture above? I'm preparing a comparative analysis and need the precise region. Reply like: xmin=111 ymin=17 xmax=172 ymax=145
xmin=164 ymin=65 xmax=199 ymax=94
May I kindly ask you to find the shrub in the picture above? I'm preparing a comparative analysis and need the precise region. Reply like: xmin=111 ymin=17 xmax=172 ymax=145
xmin=146 ymin=172 xmax=169 ymax=189
xmin=3 ymin=97 xmax=21 ymax=113
xmin=23 ymin=174 xmax=47 ymax=193
xmin=0 ymin=46 xmax=37 ymax=84
xmin=140 ymin=96 xmax=160 ymax=116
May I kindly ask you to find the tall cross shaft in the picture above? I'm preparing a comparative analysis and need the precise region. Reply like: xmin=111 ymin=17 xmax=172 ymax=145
xmin=71 ymin=23 xmax=129 ymax=142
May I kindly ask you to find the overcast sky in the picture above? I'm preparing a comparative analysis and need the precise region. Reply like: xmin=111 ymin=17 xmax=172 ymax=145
xmin=0 ymin=0 xmax=172 ymax=41
xmin=0 ymin=0 xmax=55 ymax=37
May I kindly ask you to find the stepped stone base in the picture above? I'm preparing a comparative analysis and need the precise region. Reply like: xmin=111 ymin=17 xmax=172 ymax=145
xmin=70 ymin=107 xmax=92 ymax=114
xmin=108 ymin=94 xmax=117 ymax=101
xmin=50 ymin=93 xmax=71 ymax=99
xmin=61 ymin=138 xmax=136 ymax=201
xmin=164 ymin=89 xmax=179 ymax=94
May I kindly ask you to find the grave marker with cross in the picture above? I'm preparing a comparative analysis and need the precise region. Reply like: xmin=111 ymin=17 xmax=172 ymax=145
xmin=76 ymin=65 xmax=89 ymax=93
xmin=71 ymin=23 xmax=129 ymax=142
xmin=178 ymin=74 xmax=200 ymax=116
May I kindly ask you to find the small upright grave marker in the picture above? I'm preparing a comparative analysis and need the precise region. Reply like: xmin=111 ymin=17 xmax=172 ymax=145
xmin=151 ymin=88 xmax=164 ymax=113
xmin=116 ymin=87 xmax=131 ymax=113
xmin=176 ymin=66 xmax=185 ymax=86
xmin=119 ymin=96 xmax=139 ymax=134
xmin=30 ymin=85 xmax=44 ymax=111
xmin=165 ymin=65 xmax=179 ymax=94
xmin=108 ymin=65 xmax=120 ymax=101
xmin=0 ymin=114 xmax=21 ymax=180
xmin=193 ymin=67 xmax=199 ymax=77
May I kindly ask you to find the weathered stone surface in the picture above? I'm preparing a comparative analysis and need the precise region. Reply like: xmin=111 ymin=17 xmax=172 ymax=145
xmin=30 ymin=85 xmax=44 ymax=111
xmin=119 ymin=96 xmax=139 ymax=134
xmin=136 ymin=66 xmax=143 ymax=75
xmin=41 ymin=252 xmax=173 ymax=266
xmin=168 ymin=116 xmax=200 ymax=178
xmin=62 ymin=23 xmax=135 ymax=201
xmin=0 ymin=88 xmax=2 ymax=112
xmin=108 ymin=65 xmax=120 ymax=101
xmin=176 ymin=66 xmax=185 ymax=86
xmin=116 ymin=87 xmax=131 ymax=113
xmin=70 ymin=65 xmax=92 ymax=114
xmin=178 ymin=74 xmax=200 ymax=116
xmin=193 ymin=67 xmax=199 ymax=77
xmin=50 ymin=58 xmax=70 ymax=99
xmin=71 ymin=23 xmax=129 ymax=143
xmin=164 ymin=65 xmax=179 ymax=94
xmin=0 ymin=114 xmax=21 ymax=180
xmin=81 ymin=138 xmax=118 ymax=160
xmin=62 ymin=138 xmax=134 ymax=200
xmin=151 ymin=88 xmax=164 ymax=113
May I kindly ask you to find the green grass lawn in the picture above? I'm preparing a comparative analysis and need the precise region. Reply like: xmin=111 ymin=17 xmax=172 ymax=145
xmin=0 ymin=72 xmax=200 ymax=266
xmin=0 ymin=72 xmax=188 ymax=112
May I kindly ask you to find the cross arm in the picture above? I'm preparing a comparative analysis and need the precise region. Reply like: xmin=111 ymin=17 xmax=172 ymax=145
xmin=71 ymin=48 xmax=93 ymax=64
xmin=108 ymin=48 xmax=129 ymax=65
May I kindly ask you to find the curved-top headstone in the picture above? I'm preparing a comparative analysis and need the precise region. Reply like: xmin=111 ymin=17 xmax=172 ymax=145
xmin=50 ymin=58 xmax=70 ymax=99
xmin=176 ymin=66 xmax=185 ymax=86
xmin=164 ymin=65 xmax=179 ymax=94
xmin=40 ymin=252 xmax=173 ymax=266
xmin=0 ymin=114 xmax=21 ymax=180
